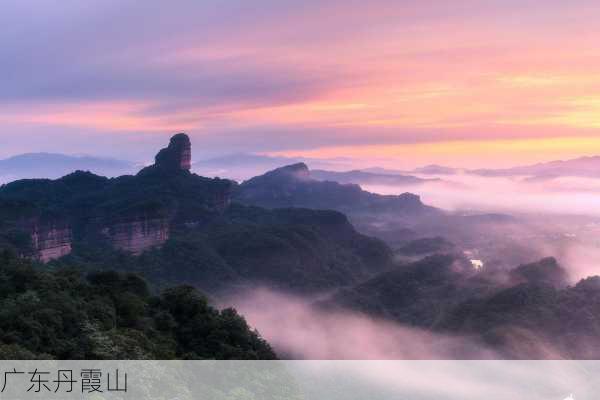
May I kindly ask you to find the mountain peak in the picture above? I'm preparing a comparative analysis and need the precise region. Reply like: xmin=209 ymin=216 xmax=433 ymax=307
xmin=155 ymin=133 xmax=191 ymax=171
xmin=268 ymin=162 xmax=310 ymax=180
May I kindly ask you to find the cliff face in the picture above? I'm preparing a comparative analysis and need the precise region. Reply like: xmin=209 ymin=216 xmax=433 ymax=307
xmin=97 ymin=133 xmax=230 ymax=254
xmin=0 ymin=133 xmax=234 ymax=260
xmin=105 ymin=218 xmax=169 ymax=255
xmin=30 ymin=223 xmax=72 ymax=262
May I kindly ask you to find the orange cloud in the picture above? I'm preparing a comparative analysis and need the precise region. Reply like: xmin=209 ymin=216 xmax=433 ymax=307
xmin=3 ymin=0 xmax=600 ymax=166
xmin=0 ymin=101 xmax=200 ymax=132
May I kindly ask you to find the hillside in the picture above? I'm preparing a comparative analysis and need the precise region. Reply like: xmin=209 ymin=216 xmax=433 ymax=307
xmin=0 ymin=251 xmax=275 ymax=359
xmin=326 ymin=254 xmax=491 ymax=327
xmin=0 ymin=134 xmax=393 ymax=295
xmin=326 ymin=256 xmax=600 ymax=358
xmin=235 ymin=163 xmax=438 ymax=216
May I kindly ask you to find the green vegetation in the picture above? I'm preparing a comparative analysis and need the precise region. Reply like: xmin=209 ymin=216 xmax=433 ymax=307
xmin=0 ymin=250 xmax=275 ymax=360
xmin=328 ymin=255 xmax=600 ymax=358
xmin=53 ymin=203 xmax=392 ymax=295
xmin=235 ymin=163 xmax=436 ymax=215
xmin=0 ymin=167 xmax=392 ymax=294
xmin=396 ymin=236 xmax=455 ymax=256
xmin=327 ymin=254 xmax=494 ymax=327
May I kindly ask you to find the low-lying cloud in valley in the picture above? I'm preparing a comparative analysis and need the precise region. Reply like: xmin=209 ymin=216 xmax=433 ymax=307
xmin=364 ymin=173 xmax=600 ymax=216
xmin=361 ymin=170 xmax=600 ymax=280
xmin=223 ymin=288 xmax=496 ymax=359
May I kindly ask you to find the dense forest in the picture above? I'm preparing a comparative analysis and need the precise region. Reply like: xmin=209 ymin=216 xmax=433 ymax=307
xmin=51 ymin=204 xmax=392 ymax=295
xmin=329 ymin=254 xmax=600 ymax=358
xmin=0 ymin=249 xmax=275 ymax=359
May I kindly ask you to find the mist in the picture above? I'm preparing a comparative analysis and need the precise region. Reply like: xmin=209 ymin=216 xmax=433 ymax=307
xmin=222 ymin=288 xmax=571 ymax=360
xmin=358 ymin=172 xmax=600 ymax=282
xmin=364 ymin=173 xmax=600 ymax=216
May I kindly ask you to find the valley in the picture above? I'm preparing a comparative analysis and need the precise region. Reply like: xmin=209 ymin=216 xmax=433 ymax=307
xmin=3 ymin=134 xmax=600 ymax=359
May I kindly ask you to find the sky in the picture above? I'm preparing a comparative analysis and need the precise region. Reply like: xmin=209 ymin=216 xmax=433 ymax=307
xmin=2 ymin=0 xmax=600 ymax=168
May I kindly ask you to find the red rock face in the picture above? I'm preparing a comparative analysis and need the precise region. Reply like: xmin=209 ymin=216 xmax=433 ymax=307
xmin=153 ymin=133 xmax=192 ymax=172
xmin=105 ymin=218 xmax=169 ymax=255
xmin=30 ymin=224 xmax=72 ymax=262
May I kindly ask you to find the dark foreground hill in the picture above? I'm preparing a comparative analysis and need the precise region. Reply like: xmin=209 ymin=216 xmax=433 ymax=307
xmin=0 ymin=251 xmax=275 ymax=359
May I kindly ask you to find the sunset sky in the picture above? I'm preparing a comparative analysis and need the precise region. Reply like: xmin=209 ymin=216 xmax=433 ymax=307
xmin=2 ymin=0 xmax=600 ymax=168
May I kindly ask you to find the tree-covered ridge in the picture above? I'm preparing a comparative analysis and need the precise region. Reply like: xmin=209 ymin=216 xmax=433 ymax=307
xmin=327 ymin=255 xmax=600 ymax=358
xmin=234 ymin=162 xmax=437 ymax=216
xmin=0 ymin=160 xmax=393 ymax=294
xmin=53 ymin=203 xmax=393 ymax=295
xmin=0 ymin=167 xmax=232 ymax=224
xmin=0 ymin=251 xmax=275 ymax=360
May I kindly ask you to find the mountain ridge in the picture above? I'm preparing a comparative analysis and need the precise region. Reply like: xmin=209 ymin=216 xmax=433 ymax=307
xmin=235 ymin=163 xmax=438 ymax=216
xmin=0 ymin=152 xmax=137 ymax=181
xmin=0 ymin=134 xmax=394 ymax=296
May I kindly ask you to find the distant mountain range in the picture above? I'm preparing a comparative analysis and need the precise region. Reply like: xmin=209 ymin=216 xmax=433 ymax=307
xmin=194 ymin=153 xmax=443 ymax=187
xmin=193 ymin=153 xmax=353 ymax=181
xmin=234 ymin=163 xmax=438 ymax=216
xmin=0 ymin=153 xmax=137 ymax=181
xmin=4 ymin=151 xmax=600 ymax=188
xmin=361 ymin=165 xmax=461 ymax=176
xmin=406 ymin=156 xmax=600 ymax=180
xmin=470 ymin=156 xmax=600 ymax=179
xmin=310 ymin=169 xmax=437 ymax=186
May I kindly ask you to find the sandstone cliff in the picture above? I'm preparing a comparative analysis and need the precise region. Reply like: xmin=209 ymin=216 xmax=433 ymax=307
xmin=104 ymin=218 xmax=169 ymax=255
xmin=139 ymin=132 xmax=192 ymax=175
xmin=0 ymin=133 xmax=234 ymax=260
xmin=28 ymin=221 xmax=72 ymax=262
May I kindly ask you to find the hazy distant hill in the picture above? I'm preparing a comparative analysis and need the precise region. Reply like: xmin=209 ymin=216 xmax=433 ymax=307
xmin=365 ymin=156 xmax=600 ymax=180
xmin=193 ymin=153 xmax=351 ymax=181
xmin=411 ymin=164 xmax=461 ymax=175
xmin=470 ymin=156 xmax=600 ymax=179
xmin=235 ymin=163 xmax=438 ymax=216
xmin=361 ymin=165 xmax=461 ymax=177
xmin=0 ymin=153 xmax=136 ymax=182
xmin=311 ymin=169 xmax=437 ymax=186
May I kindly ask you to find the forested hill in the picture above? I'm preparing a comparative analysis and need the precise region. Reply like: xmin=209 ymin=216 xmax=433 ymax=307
xmin=0 ymin=133 xmax=393 ymax=295
xmin=235 ymin=162 xmax=438 ymax=216
xmin=0 ymin=250 xmax=275 ymax=359
xmin=0 ymin=133 xmax=396 ymax=359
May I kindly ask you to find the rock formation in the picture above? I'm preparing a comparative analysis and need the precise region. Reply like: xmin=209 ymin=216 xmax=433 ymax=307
xmin=154 ymin=133 xmax=191 ymax=171
xmin=29 ymin=222 xmax=72 ymax=262
xmin=105 ymin=218 xmax=169 ymax=255
xmin=0 ymin=132 xmax=234 ymax=261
